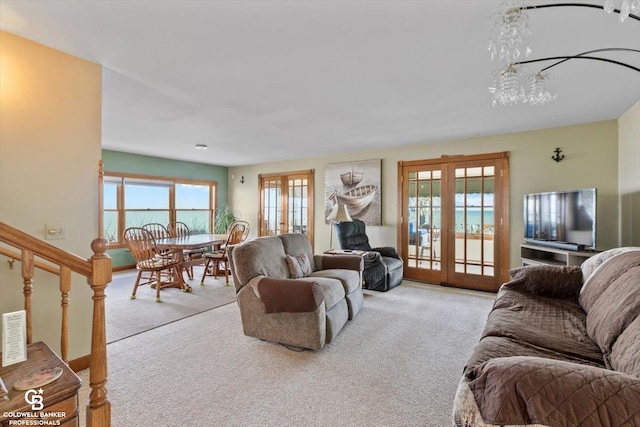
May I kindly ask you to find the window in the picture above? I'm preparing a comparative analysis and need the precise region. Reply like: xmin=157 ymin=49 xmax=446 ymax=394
xmin=100 ymin=173 xmax=217 ymax=247
xmin=124 ymin=178 xmax=171 ymax=230
xmin=175 ymin=183 xmax=212 ymax=234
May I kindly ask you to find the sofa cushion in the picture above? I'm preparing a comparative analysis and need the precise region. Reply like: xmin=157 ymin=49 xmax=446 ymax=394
xmin=508 ymin=265 xmax=583 ymax=300
xmin=580 ymin=247 xmax=640 ymax=283
xmin=286 ymin=253 xmax=312 ymax=278
xmin=278 ymin=233 xmax=316 ymax=271
xmin=309 ymin=269 xmax=361 ymax=294
xmin=464 ymin=336 xmax=604 ymax=375
xmin=581 ymin=251 xmax=640 ymax=365
xmin=468 ymin=356 xmax=640 ymax=427
xmin=579 ymin=249 xmax=640 ymax=313
xmin=230 ymin=236 xmax=290 ymax=289
xmin=611 ymin=315 xmax=640 ymax=378
xmin=480 ymin=287 xmax=603 ymax=366
xmin=295 ymin=277 xmax=345 ymax=310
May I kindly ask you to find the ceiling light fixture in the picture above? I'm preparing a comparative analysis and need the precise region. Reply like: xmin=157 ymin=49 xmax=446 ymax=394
xmin=604 ymin=0 xmax=640 ymax=21
xmin=195 ymin=144 xmax=208 ymax=150
xmin=488 ymin=2 xmax=640 ymax=107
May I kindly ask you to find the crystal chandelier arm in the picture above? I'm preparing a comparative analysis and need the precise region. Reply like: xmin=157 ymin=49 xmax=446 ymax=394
xmin=523 ymin=3 xmax=640 ymax=22
xmin=515 ymin=54 xmax=640 ymax=73
xmin=526 ymin=48 xmax=640 ymax=72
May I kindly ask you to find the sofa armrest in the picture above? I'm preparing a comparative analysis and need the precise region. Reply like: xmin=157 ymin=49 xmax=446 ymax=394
xmin=315 ymin=254 xmax=364 ymax=272
xmin=372 ymin=246 xmax=400 ymax=259
xmin=468 ymin=356 xmax=640 ymax=426
xmin=256 ymin=277 xmax=324 ymax=314
xmin=503 ymin=265 xmax=583 ymax=301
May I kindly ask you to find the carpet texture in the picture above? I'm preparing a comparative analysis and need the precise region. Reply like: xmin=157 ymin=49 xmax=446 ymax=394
xmin=106 ymin=268 xmax=237 ymax=343
xmin=80 ymin=281 xmax=495 ymax=426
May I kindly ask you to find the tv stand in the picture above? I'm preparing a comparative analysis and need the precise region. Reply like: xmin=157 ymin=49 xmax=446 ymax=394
xmin=520 ymin=243 xmax=596 ymax=267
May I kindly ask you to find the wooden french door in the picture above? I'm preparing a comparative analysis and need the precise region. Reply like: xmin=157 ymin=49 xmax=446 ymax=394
xmin=259 ymin=170 xmax=315 ymax=244
xmin=399 ymin=153 xmax=509 ymax=292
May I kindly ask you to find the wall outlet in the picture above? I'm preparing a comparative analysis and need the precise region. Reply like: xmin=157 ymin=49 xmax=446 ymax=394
xmin=45 ymin=223 xmax=67 ymax=240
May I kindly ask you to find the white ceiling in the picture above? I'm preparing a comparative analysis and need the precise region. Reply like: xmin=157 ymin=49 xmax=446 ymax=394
xmin=1 ymin=0 xmax=639 ymax=166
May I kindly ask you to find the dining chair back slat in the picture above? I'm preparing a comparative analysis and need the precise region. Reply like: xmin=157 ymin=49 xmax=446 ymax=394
xmin=225 ymin=220 xmax=250 ymax=247
xmin=167 ymin=221 xmax=190 ymax=238
xmin=142 ymin=223 xmax=169 ymax=240
xmin=125 ymin=228 xmax=158 ymax=265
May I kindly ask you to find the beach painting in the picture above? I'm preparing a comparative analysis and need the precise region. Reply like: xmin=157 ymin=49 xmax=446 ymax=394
xmin=325 ymin=159 xmax=381 ymax=226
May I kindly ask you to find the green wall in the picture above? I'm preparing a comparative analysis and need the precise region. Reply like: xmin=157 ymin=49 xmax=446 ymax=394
xmin=102 ymin=150 xmax=228 ymax=267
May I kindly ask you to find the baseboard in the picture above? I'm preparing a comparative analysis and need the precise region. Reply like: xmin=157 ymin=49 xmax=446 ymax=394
xmin=69 ymin=354 xmax=91 ymax=372
xmin=113 ymin=264 xmax=135 ymax=272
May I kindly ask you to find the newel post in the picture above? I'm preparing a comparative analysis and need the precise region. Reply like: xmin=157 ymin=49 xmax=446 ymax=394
xmin=87 ymin=238 xmax=112 ymax=427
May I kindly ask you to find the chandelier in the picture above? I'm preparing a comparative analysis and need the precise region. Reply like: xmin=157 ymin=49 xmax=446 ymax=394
xmin=488 ymin=1 xmax=640 ymax=107
xmin=604 ymin=0 xmax=640 ymax=19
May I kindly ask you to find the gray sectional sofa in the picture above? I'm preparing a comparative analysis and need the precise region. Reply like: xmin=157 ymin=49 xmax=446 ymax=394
xmin=227 ymin=233 xmax=364 ymax=350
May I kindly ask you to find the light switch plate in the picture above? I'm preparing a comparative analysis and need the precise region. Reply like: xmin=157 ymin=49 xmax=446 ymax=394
xmin=45 ymin=223 xmax=67 ymax=240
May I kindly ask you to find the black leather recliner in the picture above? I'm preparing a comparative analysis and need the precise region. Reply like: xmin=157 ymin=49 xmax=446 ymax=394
xmin=334 ymin=219 xmax=403 ymax=292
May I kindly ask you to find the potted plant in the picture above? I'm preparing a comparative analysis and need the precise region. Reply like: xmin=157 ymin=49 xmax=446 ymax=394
xmin=214 ymin=203 xmax=241 ymax=233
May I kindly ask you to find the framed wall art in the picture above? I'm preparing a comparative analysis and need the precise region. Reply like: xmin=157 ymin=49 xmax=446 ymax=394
xmin=325 ymin=159 xmax=381 ymax=226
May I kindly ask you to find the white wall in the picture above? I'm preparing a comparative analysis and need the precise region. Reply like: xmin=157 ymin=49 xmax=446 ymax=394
xmin=0 ymin=31 xmax=102 ymax=359
xmin=229 ymin=120 xmax=619 ymax=269
xmin=618 ymin=99 xmax=640 ymax=246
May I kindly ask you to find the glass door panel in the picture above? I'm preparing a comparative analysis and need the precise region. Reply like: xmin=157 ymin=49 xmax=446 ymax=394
xmin=453 ymin=167 xmax=494 ymax=278
xmin=261 ymin=177 xmax=282 ymax=236
xmin=260 ymin=170 xmax=314 ymax=243
xmin=287 ymin=177 xmax=309 ymax=235
xmin=405 ymin=167 xmax=443 ymax=282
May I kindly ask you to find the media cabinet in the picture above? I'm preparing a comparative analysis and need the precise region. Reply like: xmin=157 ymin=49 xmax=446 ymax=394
xmin=520 ymin=243 xmax=597 ymax=267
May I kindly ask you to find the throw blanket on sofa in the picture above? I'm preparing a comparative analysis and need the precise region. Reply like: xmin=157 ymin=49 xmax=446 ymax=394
xmin=463 ymin=250 xmax=640 ymax=427
xmin=469 ymin=356 xmax=640 ymax=426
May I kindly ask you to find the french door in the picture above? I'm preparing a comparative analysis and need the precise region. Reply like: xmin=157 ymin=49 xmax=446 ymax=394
xmin=399 ymin=153 xmax=509 ymax=292
xmin=259 ymin=170 xmax=315 ymax=244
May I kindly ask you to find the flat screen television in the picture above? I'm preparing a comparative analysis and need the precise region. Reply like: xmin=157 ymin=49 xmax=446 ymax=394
xmin=523 ymin=188 xmax=596 ymax=251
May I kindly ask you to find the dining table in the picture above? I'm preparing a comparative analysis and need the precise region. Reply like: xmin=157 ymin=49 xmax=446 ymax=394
xmin=154 ymin=233 xmax=228 ymax=291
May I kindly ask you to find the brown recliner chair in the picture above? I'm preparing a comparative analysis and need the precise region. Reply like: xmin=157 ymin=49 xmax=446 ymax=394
xmin=227 ymin=233 xmax=363 ymax=350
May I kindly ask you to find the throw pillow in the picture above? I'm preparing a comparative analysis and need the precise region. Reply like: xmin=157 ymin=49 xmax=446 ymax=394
xmin=286 ymin=253 xmax=312 ymax=279
xmin=508 ymin=265 xmax=583 ymax=300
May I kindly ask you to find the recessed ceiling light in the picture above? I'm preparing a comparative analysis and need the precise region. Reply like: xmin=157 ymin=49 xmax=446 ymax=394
xmin=195 ymin=144 xmax=208 ymax=150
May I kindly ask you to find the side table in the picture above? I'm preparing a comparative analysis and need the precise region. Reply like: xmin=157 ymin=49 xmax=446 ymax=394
xmin=0 ymin=342 xmax=81 ymax=427
xmin=324 ymin=249 xmax=367 ymax=256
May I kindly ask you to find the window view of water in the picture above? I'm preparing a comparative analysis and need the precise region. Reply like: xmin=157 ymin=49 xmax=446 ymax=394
xmin=102 ymin=176 xmax=214 ymax=243
xmin=176 ymin=211 xmax=210 ymax=234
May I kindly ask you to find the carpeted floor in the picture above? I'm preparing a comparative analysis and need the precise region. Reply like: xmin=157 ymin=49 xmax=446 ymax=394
xmin=106 ymin=268 xmax=237 ymax=343
xmin=80 ymin=281 xmax=495 ymax=426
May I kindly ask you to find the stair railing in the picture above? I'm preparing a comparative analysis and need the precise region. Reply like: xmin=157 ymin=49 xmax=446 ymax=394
xmin=0 ymin=221 xmax=111 ymax=427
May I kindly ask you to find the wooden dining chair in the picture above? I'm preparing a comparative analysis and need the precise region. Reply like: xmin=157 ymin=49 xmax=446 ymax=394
xmin=200 ymin=220 xmax=250 ymax=285
xmin=142 ymin=223 xmax=169 ymax=240
xmin=123 ymin=227 xmax=184 ymax=302
xmin=140 ymin=223 xmax=171 ymax=282
xmin=167 ymin=221 xmax=207 ymax=280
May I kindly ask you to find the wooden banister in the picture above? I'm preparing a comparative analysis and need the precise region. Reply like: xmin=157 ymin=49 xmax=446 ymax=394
xmin=0 ymin=221 xmax=112 ymax=426
xmin=0 ymin=222 xmax=92 ymax=277
xmin=0 ymin=246 xmax=61 ymax=275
